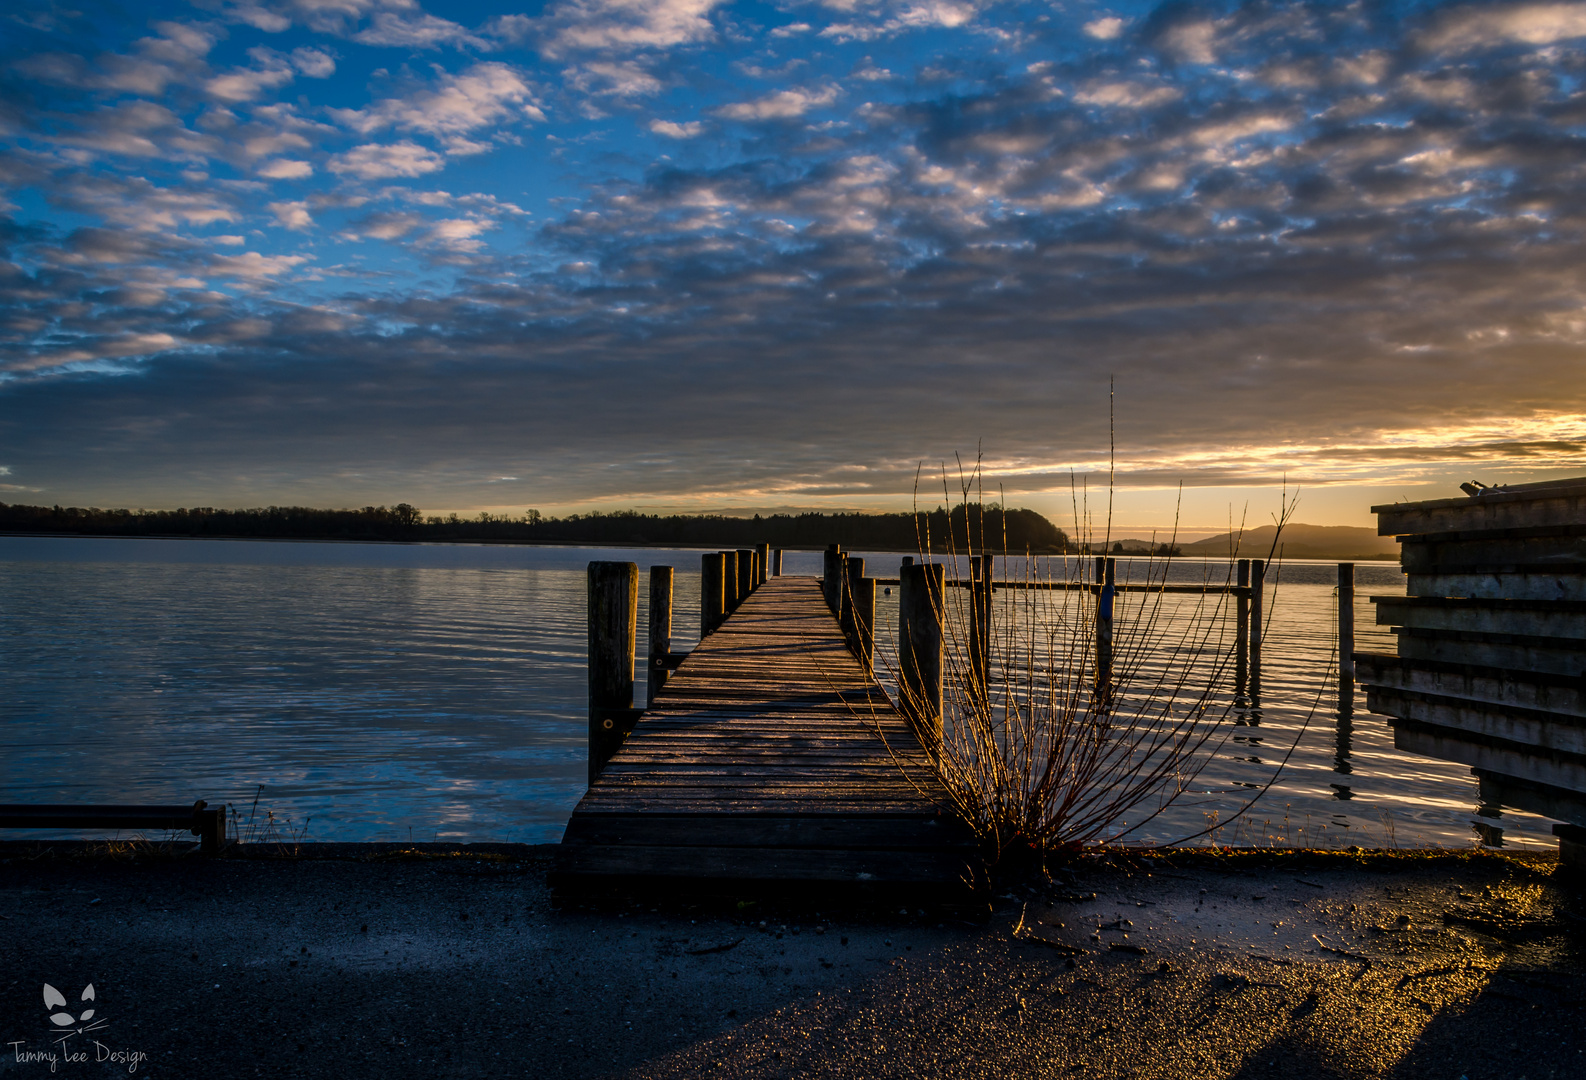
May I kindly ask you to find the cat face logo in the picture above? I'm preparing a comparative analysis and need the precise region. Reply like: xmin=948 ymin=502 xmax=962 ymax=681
xmin=43 ymin=983 xmax=107 ymax=1041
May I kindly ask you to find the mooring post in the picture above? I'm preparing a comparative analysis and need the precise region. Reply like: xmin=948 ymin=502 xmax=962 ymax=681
xmin=735 ymin=549 xmax=753 ymax=607
xmin=701 ymin=552 xmax=726 ymax=636
xmin=1338 ymin=562 xmax=1355 ymax=707
xmin=842 ymin=556 xmax=865 ymax=653
xmin=851 ymin=570 xmax=875 ymax=676
xmin=1096 ymin=557 xmax=1116 ymax=702
xmin=587 ymin=561 xmax=638 ymax=783
xmin=823 ymin=544 xmax=843 ymax=612
xmin=648 ymin=565 xmax=673 ymax=707
xmin=964 ymin=551 xmax=976 ymax=678
xmin=838 ymin=553 xmax=853 ymax=641
xmin=720 ymin=550 xmax=739 ymax=613
xmin=772 ymin=548 xmax=784 ymax=577
xmin=196 ymin=803 xmax=226 ymax=854
xmin=980 ymin=554 xmax=994 ymax=688
xmin=1235 ymin=558 xmax=1250 ymax=692
xmin=756 ymin=543 xmax=771 ymax=586
xmin=1250 ymin=558 xmax=1265 ymax=686
xmin=969 ymin=556 xmax=992 ymax=693
xmin=899 ymin=561 xmax=944 ymax=752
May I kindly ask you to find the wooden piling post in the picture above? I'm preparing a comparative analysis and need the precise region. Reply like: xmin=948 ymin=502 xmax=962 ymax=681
xmin=648 ymin=565 xmax=673 ymax=707
xmin=1250 ymin=558 xmax=1265 ymax=685
xmin=980 ymin=555 xmax=994 ymax=688
xmin=736 ymin=549 xmax=753 ymax=607
xmin=701 ymin=552 xmax=726 ymax=636
xmin=772 ymin=549 xmax=784 ymax=577
xmin=852 ymin=573 xmax=875 ymax=676
xmin=719 ymin=550 xmax=738 ymax=613
xmin=196 ymin=804 xmax=226 ymax=854
xmin=1235 ymin=559 xmax=1250 ymax=692
xmin=1338 ymin=562 xmax=1355 ymax=703
xmin=841 ymin=556 xmax=865 ymax=652
xmin=824 ymin=544 xmax=843 ymax=612
xmin=587 ymin=561 xmax=638 ymax=783
xmin=899 ymin=561 xmax=944 ymax=752
xmin=1096 ymin=557 xmax=1115 ymax=702
xmin=969 ymin=556 xmax=992 ymax=692
xmin=837 ymin=553 xmax=851 ymax=637
xmin=756 ymin=543 xmax=771 ymax=586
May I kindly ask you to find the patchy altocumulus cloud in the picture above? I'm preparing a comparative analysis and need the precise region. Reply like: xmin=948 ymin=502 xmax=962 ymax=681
xmin=3 ymin=0 xmax=1586 ymax=517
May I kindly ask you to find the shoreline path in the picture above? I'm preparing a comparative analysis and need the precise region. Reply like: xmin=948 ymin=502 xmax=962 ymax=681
xmin=0 ymin=845 xmax=1581 ymax=1078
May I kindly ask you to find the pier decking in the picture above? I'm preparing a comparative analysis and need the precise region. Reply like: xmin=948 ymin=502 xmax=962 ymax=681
xmin=556 ymin=576 xmax=980 ymax=893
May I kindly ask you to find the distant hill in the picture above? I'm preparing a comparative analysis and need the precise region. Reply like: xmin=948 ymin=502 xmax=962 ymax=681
xmin=1178 ymin=524 xmax=1397 ymax=562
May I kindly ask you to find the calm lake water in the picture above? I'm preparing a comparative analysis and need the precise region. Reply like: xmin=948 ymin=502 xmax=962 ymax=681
xmin=0 ymin=536 xmax=1558 ymax=849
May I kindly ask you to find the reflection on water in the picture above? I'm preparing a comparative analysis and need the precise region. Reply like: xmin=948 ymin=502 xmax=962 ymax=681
xmin=0 ymin=537 xmax=1556 ymax=848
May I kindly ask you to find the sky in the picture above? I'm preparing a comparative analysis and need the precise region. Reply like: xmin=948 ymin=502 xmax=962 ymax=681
xmin=4 ymin=0 xmax=1586 ymax=537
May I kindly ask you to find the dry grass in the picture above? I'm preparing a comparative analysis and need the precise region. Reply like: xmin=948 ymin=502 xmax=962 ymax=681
xmin=230 ymin=786 xmax=310 ymax=855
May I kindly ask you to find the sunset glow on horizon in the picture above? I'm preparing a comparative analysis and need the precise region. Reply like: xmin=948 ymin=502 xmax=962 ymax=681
xmin=5 ymin=0 xmax=1586 ymax=527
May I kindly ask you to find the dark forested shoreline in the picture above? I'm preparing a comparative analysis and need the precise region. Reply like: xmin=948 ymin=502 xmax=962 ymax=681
xmin=0 ymin=502 xmax=1071 ymax=553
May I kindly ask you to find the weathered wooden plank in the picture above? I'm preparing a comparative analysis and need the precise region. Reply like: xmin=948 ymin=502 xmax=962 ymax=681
xmin=1373 ymin=596 xmax=1586 ymax=638
xmin=1391 ymin=628 xmax=1586 ymax=676
xmin=577 ymin=792 xmax=945 ymax=808
xmin=1474 ymin=769 xmax=1586 ymax=825
xmin=562 ymin=814 xmax=973 ymax=849
xmin=1373 ymin=481 xmax=1586 ymax=536
xmin=593 ymin=776 xmax=937 ymax=792
xmin=1394 ymin=722 xmax=1586 ymax=796
xmin=604 ymin=744 xmax=936 ymax=758
xmin=1368 ymin=687 xmax=1586 ymax=756
xmin=1399 ymin=532 xmax=1586 ymax=572
xmin=555 ymin=844 xmax=979 ymax=884
xmin=1406 ymin=571 xmax=1586 ymax=601
xmin=1355 ymin=652 xmax=1586 ymax=718
xmin=606 ymin=754 xmax=937 ymax=770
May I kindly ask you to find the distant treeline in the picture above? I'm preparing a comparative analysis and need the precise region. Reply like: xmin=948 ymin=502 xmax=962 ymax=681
xmin=0 ymin=502 xmax=1071 ymax=552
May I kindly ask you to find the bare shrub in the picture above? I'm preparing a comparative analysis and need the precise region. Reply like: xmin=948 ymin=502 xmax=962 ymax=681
xmin=878 ymin=457 xmax=1298 ymax=870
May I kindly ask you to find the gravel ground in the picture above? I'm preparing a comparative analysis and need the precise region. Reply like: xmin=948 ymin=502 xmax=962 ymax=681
xmin=0 ymin=842 xmax=1582 ymax=1079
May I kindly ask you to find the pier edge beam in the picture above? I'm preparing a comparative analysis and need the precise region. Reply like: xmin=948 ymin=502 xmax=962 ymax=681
xmin=648 ymin=565 xmax=673 ymax=706
xmin=899 ymin=561 xmax=944 ymax=753
xmin=588 ymin=561 xmax=639 ymax=784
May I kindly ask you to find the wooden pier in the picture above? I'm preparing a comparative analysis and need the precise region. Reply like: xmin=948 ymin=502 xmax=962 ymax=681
xmin=1356 ymin=476 xmax=1586 ymax=860
xmin=555 ymin=575 xmax=980 ymax=894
